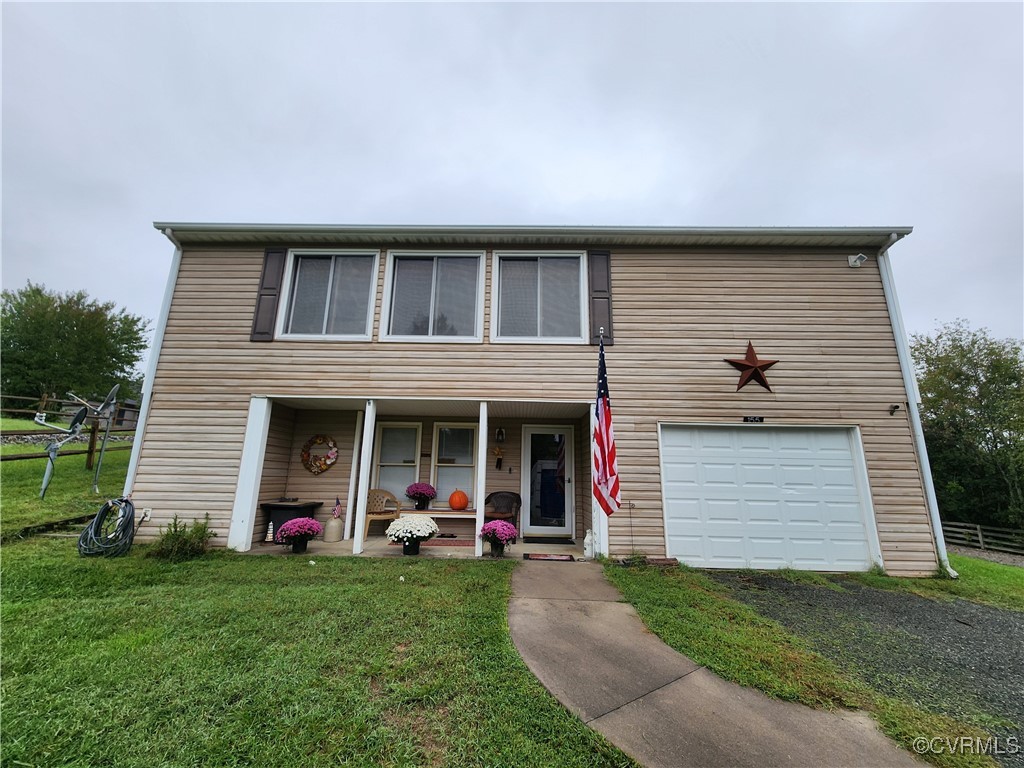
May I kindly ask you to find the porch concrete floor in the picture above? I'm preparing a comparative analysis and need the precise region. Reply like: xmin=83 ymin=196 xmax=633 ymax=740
xmin=246 ymin=534 xmax=585 ymax=560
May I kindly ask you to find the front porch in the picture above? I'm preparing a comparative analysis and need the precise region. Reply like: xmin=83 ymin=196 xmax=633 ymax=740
xmin=247 ymin=535 xmax=586 ymax=560
xmin=228 ymin=395 xmax=607 ymax=558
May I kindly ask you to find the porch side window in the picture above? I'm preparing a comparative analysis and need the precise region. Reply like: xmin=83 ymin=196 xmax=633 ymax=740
xmin=431 ymin=425 xmax=477 ymax=507
xmin=283 ymin=250 xmax=377 ymax=338
xmin=383 ymin=252 xmax=484 ymax=341
xmin=493 ymin=252 xmax=586 ymax=342
xmin=373 ymin=424 xmax=422 ymax=501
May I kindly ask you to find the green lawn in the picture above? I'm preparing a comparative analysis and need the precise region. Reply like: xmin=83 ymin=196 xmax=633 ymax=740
xmin=1 ymin=415 xmax=63 ymax=431
xmin=1 ymin=540 xmax=635 ymax=768
xmin=0 ymin=449 xmax=132 ymax=537
xmin=849 ymin=553 xmax=1024 ymax=612
xmin=1 ymin=450 xmax=634 ymax=768
xmin=604 ymin=563 xmax=998 ymax=768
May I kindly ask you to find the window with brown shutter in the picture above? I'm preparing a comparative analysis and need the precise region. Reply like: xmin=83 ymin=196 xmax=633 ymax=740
xmin=587 ymin=249 xmax=613 ymax=345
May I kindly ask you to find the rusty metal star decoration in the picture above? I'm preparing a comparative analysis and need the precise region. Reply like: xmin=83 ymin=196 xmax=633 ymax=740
xmin=724 ymin=342 xmax=778 ymax=392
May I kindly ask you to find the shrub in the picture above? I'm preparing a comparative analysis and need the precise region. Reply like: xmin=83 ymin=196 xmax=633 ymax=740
xmin=148 ymin=515 xmax=216 ymax=562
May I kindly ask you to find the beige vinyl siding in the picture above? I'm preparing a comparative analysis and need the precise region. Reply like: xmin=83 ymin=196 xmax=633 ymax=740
xmin=132 ymin=247 xmax=936 ymax=575
xmin=253 ymin=402 xmax=296 ymax=543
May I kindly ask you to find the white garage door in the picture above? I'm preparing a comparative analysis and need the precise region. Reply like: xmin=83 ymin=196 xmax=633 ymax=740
xmin=660 ymin=426 xmax=879 ymax=571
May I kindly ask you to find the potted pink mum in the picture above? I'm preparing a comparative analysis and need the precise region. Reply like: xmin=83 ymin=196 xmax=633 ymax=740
xmin=479 ymin=520 xmax=517 ymax=557
xmin=275 ymin=517 xmax=323 ymax=554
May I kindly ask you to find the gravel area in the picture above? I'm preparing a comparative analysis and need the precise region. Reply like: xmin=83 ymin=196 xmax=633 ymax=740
xmin=950 ymin=545 xmax=1024 ymax=569
xmin=710 ymin=571 xmax=1024 ymax=767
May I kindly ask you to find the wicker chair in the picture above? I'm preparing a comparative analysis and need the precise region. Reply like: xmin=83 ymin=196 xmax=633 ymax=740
xmin=484 ymin=491 xmax=522 ymax=540
xmin=364 ymin=489 xmax=402 ymax=540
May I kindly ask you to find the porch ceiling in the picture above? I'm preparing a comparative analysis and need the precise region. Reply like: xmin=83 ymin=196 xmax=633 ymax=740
xmin=270 ymin=396 xmax=590 ymax=420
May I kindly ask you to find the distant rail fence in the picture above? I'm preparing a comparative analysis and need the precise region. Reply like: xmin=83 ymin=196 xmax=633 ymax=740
xmin=1 ymin=394 xmax=139 ymax=469
xmin=1 ymin=393 xmax=139 ymax=428
xmin=941 ymin=520 xmax=1024 ymax=556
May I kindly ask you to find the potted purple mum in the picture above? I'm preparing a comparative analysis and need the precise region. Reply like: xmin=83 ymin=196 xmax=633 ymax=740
xmin=405 ymin=482 xmax=437 ymax=510
xmin=275 ymin=517 xmax=323 ymax=554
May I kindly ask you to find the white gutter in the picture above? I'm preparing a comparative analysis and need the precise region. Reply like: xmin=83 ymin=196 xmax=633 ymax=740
xmin=876 ymin=236 xmax=957 ymax=578
xmin=123 ymin=228 xmax=182 ymax=496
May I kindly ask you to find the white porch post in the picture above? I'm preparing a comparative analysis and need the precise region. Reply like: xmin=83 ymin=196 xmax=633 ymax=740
xmin=352 ymin=399 xmax=377 ymax=555
xmin=475 ymin=401 xmax=488 ymax=557
xmin=344 ymin=410 xmax=364 ymax=540
xmin=227 ymin=396 xmax=272 ymax=551
xmin=590 ymin=404 xmax=610 ymax=556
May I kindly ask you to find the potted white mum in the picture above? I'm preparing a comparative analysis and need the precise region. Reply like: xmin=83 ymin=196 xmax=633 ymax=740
xmin=385 ymin=514 xmax=439 ymax=556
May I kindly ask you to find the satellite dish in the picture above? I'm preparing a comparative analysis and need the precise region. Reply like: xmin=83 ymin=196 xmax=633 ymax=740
xmin=69 ymin=407 xmax=88 ymax=430
xmin=97 ymin=384 xmax=120 ymax=416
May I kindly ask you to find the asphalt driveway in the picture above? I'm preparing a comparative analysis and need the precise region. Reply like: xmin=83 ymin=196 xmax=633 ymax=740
xmin=709 ymin=571 xmax=1024 ymax=768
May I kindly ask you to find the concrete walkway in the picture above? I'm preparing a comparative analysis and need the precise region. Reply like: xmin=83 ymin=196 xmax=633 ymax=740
xmin=508 ymin=561 xmax=920 ymax=768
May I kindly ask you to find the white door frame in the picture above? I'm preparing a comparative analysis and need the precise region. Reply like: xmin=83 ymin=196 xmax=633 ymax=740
xmin=521 ymin=425 xmax=575 ymax=537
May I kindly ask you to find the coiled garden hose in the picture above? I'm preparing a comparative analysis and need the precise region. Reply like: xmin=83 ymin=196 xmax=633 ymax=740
xmin=78 ymin=497 xmax=138 ymax=557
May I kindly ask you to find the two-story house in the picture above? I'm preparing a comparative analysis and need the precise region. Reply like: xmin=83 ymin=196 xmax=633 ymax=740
xmin=125 ymin=224 xmax=950 ymax=576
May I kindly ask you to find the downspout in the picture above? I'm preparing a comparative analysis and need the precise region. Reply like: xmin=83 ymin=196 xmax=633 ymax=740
xmin=876 ymin=234 xmax=957 ymax=578
xmin=124 ymin=228 xmax=182 ymax=496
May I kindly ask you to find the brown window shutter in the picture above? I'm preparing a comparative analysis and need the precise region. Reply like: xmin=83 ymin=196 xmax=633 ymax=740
xmin=250 ymin=248 xmax=288 ymax=342
xmin=588 ymin=249 xmax=613 ymax=345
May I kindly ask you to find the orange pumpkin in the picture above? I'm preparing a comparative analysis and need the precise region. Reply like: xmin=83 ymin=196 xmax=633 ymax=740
xmin=449 ymin=489 xmax=469 ymax=510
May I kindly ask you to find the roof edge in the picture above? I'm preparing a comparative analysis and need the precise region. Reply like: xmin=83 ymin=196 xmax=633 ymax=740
xmin=153 ymin=223 xmax=913 ymax=250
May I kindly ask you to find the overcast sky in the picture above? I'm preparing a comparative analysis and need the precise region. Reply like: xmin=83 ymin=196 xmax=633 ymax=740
xmin=3 ymin=2 xmax=1022 ymax=357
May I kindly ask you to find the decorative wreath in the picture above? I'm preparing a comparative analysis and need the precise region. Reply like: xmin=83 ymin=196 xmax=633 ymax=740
xmin=301 ymin=434 xmax=338 ymax=475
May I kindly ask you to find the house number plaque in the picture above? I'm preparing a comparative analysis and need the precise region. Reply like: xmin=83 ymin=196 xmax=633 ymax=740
xmin=743 ymin=416 xmax=765 ymax=423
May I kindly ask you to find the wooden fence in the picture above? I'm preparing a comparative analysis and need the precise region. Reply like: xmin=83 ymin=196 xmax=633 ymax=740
xmin=941 ymin=520 xmax=1024 ymax=556
xmin=1 ymin=393 xmax=139 ymax=428
xmin=1 ymin=394 xmax=138 ymax=469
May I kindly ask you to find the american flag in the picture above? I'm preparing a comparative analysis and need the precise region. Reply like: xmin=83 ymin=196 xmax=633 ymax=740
xmin=593 ymin=337 xmax=620 ymax=516
xmin=332 ymin=496 xmax=343 ymax=519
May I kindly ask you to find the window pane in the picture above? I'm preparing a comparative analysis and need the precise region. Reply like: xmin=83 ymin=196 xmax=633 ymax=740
xmin=326 ymin=255 xmax=374 ymax=335
xmin=540 ymin=258 xmax=581 ymax=337
xmin=436 ymin=466 xmax=475 ymax=505
xmin=498 ymin=259 xmax=538 ymax=337
xmin=379 ymin=427 xmax=418 ymax=464
xmin=288 ymin=257 xmax=331 ymax=333
xmin=528 ymin=433 xmax=566 ymax=527
xmin=390 ymin=259 xmax=434 ymax=335
xmin=433 ymin=258 xmax=478 ymax=336
xmin=437 ymin=427 xmax=474 ymax=464
xmin=378 ymin=466 xmax=417 ymax=500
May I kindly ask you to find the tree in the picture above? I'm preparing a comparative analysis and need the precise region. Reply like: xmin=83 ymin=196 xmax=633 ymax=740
xmin=1 ymin=282 xmax=149 ymax=405
xmin=911 ymin=320 xmax=1024 ymax=529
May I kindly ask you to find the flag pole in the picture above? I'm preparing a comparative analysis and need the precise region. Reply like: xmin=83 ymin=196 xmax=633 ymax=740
xmin=593 ymin=326 xmax=620 ymax=556
xmin=597 ymin=326 xmax=604 ymax=556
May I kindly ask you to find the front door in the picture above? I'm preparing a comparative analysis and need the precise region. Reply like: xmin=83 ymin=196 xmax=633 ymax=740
xmin=521 ymin=426 xmax=574 ymax=537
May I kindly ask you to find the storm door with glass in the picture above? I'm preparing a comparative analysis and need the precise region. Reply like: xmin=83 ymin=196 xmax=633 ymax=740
xmin=521 ymin=426 xmax=574 ymax=537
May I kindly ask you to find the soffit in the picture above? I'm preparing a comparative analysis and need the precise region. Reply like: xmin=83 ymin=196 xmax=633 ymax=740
xmin=270 ymin=397 xmax=589 ymax=420
xmin=155 ymin=223 xmax=912 ymax=251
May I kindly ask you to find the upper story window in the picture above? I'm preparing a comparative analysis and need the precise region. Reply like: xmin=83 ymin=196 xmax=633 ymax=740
xmin=280 ymin=250 xmax=378 ymax=339
xmin=492 ymin=251 xmax=587 ymax=343
xmin=382 ymin=251 xmax=485 ymax=342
